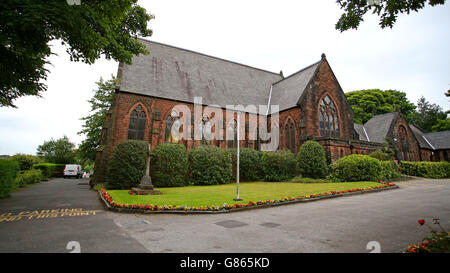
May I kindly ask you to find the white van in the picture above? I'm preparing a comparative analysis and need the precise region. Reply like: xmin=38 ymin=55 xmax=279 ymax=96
xmin=64 ymin=164 xmax=82 ymax=179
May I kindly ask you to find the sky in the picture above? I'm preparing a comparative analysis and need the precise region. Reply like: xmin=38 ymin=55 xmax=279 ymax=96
xmin=0 ymin=0 xmax=449 ymax=156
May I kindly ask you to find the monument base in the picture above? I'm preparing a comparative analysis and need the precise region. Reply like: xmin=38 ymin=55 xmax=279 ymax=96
xmin=131 ymin=187 xmax=163 ymax=195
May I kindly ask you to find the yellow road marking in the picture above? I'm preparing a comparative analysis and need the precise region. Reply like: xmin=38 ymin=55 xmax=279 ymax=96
xmin=0 ymin=208 xmax=102 ymax=223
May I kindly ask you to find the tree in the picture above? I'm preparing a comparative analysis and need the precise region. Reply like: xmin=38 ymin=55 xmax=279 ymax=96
xmin=335 ymin=0 xmax=446 ymax=32
xmin=345 ymin=89 xmax=416 ymax=124
xmin=445 ymin=89 xmax=450 ymax=115
xmin=36 ymin=136 xmax=76 ymax=164
xmin=408 ymin=96 xmax=447 ymax=132
xmin=431 ymin=118 xmax=450 ymax=132
xmin=0 ymin=0 xmax=153 ymax=107
xmin=78 ymin=76 xmax=116 ymax=162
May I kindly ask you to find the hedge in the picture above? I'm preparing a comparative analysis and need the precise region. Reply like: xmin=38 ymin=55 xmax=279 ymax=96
xmin=0 ymin=159 xmax=19 ymax=198
xmin=261 ymin=150 xmax=297 ymax=182
xmin=107 ymin=140 xmax=148 ymax=190
xmin=231 ymin=148 xmax=263 ymax=181
xmin=188 ymin=146 xmax=232 ymax=185
xmin=380 ymin=161 xmax=401 ymax=181
xmin=150 ymin=143 xmax=188 ymax=187
xmin=331 ymin=154 xmax=383 ymax=182
xmin=399 ymin=161 xmax=450 ymax=179
xmin=11 ymin=154 xmax=41 ymax=171
xmin=14 ymin=169 xmax=43 ymax=188
xmin=369 ymin=150 xmax=393 ymax=161
xmin=33 ymin=163 xmax=65 ymax=180
xmin=297 ymin=140 xmax=328 ymax=179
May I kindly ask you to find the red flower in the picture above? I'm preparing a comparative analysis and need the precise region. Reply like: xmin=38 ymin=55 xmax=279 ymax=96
xmin=418 ymin=219 xmax=425 ymax=226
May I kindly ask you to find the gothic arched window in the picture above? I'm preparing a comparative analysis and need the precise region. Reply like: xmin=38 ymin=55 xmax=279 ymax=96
xmin=227 ymin=120 xmax=237 ymax=149
xmin=201 ymin=116 xmax=212 ymax=145
xmin=128 ymin=105 xmax=146 ymax=140
xmin=165 ymin=109 xmax=181 ymax=143
xmin=284 ymin=119 xmax=296 ymax=153
xmin=319 ymin=95 xmax=339 ymax=137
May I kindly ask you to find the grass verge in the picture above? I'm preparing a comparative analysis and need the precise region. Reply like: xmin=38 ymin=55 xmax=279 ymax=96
xmin=107 ymin=181 xmax=381 ymax=207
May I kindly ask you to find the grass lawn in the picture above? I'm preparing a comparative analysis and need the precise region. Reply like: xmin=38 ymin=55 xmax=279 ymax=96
xmin=107 ymin=181 xmax=381 ymax=207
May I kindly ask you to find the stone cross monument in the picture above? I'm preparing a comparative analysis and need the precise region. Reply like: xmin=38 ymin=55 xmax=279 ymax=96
xmin=130 ymin=143 xmax=162 ymax=195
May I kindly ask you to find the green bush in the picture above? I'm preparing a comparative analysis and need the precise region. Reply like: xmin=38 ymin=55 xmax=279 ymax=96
xmin=11 ymin=154 xmax=41 ymax=171
xmin=380 ymin=161 xmax=401 ymax=181
xmin=107 ymin=140 xmax=148 ymax=190
xmin=0 ymin=159 xmax=19 ymax=198
xmin=261 ymin=150 xmax=297 ymax=182
xmin=331 ymin=154 xmax=383 ymax=182
xmin=231 ymin=148 xmax=263 ymax=181
xmin=14 ymin=169 xmax=43 ymax=188
xmin=399 ymin=161 xmax=450 ymax=179
xmin=297 ymin=140 xmax=328 ymax=178
xmin=188 ymin=146 xmax=232 ymax=185
xmin=150 ymin=143 xmax=188 ymax=187
xmin=33 ymin=163 xmax=64 ymax=180
xmin=369 ymin=150 xmax=393 ymax=161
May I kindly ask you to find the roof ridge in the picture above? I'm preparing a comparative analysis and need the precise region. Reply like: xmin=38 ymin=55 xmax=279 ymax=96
xmin=136 ymin=37 xmax=282 ymax=76
xmin=368 ymin=112 xmax=398 ymax=119
xmin=423 ymin=130 xmax=450 ymax=136
xmin=271 ymin=60 xmax=321 ymax=86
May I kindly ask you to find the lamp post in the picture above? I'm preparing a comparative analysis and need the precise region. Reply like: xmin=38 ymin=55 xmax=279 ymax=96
xmin=234 ymin=111 xmax=243 ymax=201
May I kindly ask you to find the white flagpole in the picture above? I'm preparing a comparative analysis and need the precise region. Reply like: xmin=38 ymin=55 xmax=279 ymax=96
xmin=234 ymin=111 xmax=242 ymax=201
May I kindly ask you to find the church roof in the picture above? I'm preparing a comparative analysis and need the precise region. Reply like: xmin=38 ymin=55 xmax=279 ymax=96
xmin=423 ymin=131 xmax=450 ymax=150
xmin=354 ymin=123 xmax=369 ymax=141
xmin=117 ymin=39 xmax=321 ymax=114
xmin=362 ymin=112 xmax=398 ymax=144
xmin=270 ymin=62 xmax=321 ymax=111
xmin=409 ymin=124 xmax=434 ymax=149
xmin=354 ymin=113 xmax=450 ymax=151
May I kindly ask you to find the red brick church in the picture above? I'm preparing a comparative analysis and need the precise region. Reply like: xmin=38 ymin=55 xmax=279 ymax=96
xmin=93 ymin=39 xmax=450 ymax=183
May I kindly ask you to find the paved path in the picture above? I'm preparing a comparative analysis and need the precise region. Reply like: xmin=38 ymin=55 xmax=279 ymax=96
xmin=0 ymin=178 xmax=449 ymax=253
xmin=0 ymin=178 xmax=147 ymax=253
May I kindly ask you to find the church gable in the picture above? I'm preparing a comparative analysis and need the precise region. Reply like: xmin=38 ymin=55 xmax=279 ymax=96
xmin=296 ymin=55 xmax=355 ymax=140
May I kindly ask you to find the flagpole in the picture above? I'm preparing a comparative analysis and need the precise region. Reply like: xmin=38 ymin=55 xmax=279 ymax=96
xmin=234 ymin=111 xmax=242 ymax=201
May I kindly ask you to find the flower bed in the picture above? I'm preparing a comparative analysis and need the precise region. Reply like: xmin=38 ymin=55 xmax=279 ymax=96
xmin=406 ymin=218 xmax=450 ymax=253
xmin=99 ymin=181 xmax=398 ymax=214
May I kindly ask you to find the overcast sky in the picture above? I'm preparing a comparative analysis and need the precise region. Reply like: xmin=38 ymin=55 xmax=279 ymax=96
xmin=0 ymin=0 xmax=449 ymax=156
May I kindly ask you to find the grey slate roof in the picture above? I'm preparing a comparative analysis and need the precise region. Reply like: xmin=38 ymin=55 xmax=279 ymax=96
xmin=118 ymin=39 xmax=282 ymax=114
xmin=354 ymin=123 xmax=369 ymax=141
xmin=118 ymin=39 xmax=323 ymax=114
xmin=363 ymin=112 xmax=397 ymax=144
xmin=409 ymin=124 xmax=433 ymax=149
xmin=423 ymin=131 xmax=450 ymax=150
xmin=270 ymin=62 xmax=321 ymax=111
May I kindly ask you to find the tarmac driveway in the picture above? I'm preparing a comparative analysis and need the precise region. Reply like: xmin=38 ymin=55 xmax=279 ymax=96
xmin=0 ymin=177 xmax=449 ymax=253
xmin=0 ymin=178 xmax=147 ymax=253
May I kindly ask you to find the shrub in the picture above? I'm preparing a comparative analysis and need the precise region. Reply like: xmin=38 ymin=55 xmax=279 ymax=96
xmin=0 ymin=159 xmax=19 ymax=198
xmin=33 ymin=163 xmax=64 ymax=180
xmin=231 ymin=148 xmax=263 ymax=181
xmin=11 ymin=154 xmax=41 ymax=171
xmin=380 ymin=161 xmax=401 ymax=181
xmin=107 ymin=140 xmax=148 ymax=190
xmin=150 ymin=143 xmax=188 ymax=187
xmin=331 ymin=154 xmax=383 ymax=182
xmin=297 ymin=141 xmax=328 ymax=178
xmin=188 ymin=146 xmax=232 ymax=185
xmin=369 ymin=150 xmax=393 ymax=161
xmin=261 ymin=150 xmax=297 ymax=182
xmin=399 ymin=161 xmax=450 ymax=179
xmin=14 ymin=169 xmax=43 ymax=188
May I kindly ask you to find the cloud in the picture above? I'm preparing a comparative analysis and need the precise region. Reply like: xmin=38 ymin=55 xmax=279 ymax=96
xmin=0 ymin=0 xmax=448 ymax=155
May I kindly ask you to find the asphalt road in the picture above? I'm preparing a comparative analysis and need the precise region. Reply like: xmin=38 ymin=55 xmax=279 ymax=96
xmin=0 ymin=177 xmax=449 ymax=253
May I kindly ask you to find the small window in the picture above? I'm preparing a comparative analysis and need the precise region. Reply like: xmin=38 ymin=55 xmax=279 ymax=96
xmin=284 ymin=119 xmax=296 ymax=153
xmin=128 ymin=105 xmax=146 ymax=140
